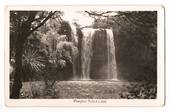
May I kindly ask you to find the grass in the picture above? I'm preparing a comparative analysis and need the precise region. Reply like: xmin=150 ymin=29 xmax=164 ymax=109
xmin=18 ymin=80 xmax=157 ymax=99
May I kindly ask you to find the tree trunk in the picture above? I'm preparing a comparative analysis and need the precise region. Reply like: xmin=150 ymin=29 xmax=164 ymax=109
xmin=10 ymin=11 xmax=55 ymax=98
xmin=10 ymin=38 xmax=24 ymax=98
xmin=10 ymin=12 xmax=36 ymax=98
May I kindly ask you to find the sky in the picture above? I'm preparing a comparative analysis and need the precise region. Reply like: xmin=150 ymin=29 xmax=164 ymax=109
xmin=61 ymin=11 xmax=118 ymax=28
xmin=62 ymin=11 xmax=94 ymax=27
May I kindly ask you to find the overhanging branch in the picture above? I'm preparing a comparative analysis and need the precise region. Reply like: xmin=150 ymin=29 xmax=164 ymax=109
xmin=84 ymin=11 xmax=121 ymax=26
xmin=27 ymin=11 xmax=57 ymax=37
xmin=84 ymin=11 xmax=114 ymax=17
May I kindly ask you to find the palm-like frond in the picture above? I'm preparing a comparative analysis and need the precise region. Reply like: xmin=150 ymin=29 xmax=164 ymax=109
xmin=22 ymin=48 xmax=46 ymax=76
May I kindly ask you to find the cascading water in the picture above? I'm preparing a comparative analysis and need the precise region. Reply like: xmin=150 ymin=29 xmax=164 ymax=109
xmin=80 ymin=28 xmax=117 ymax=80
xmin=81 ymin=28 xmax=96 ymax=79
xmin=69 ymin=24 xmax=79 ymax=79
xmin=69 ymin=21 xmax=117 ymax=80
xmin=106 ymin=29 xmax=117 ymax=79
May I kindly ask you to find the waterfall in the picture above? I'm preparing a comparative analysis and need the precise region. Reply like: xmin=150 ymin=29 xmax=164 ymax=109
xmin=79 ymin=28 xmax=117 ymax=80
xmin=106 ymin=29 xmax=117 ymax=79
xmin=70 ymin=24 xmax=79 ymax=80
xmin=81 ymin=28 xmax=96 ymax=79
xmin=69 ymin=23 xmax=117 ymax=80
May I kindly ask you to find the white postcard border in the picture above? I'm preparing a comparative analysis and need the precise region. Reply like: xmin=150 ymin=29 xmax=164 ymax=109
xmin=5 ymin=5 xmax=165 ymax=107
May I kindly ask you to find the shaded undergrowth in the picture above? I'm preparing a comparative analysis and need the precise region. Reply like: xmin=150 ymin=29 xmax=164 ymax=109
xmin=15 ymin=81 xmax=156 ymax=99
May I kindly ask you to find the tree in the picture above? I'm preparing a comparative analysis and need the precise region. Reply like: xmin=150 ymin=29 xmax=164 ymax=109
xmin=10 ymin=11 xmax=59 ymax=98
xmin=58 ymin=21 xmax=72 ymax=41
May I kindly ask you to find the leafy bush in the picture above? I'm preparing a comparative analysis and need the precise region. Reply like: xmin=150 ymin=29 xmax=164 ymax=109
xmin=113 ymin=11 xmax=157 ymax=82
xmin=119 ymin=82 xmax=157 ymax=99
xmin=44 ymin=41 xmax=78 ymax=81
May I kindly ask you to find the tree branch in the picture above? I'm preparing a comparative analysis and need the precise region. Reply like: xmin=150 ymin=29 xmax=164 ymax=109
xmin=85 ymin=11 xmax=121 ymax=26
xmin=84 ymin=11 xmax=114 ymax=17
xmin=100 ymin=11 xmax=114 ymax=15
xmin=31 ymin=12 xmax=45 ymax=22
xmin=27 ymin=11 xmax=56 ymax=37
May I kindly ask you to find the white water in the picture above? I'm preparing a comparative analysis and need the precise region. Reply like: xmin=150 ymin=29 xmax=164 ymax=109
xmin=70 ymin=24 xmax=79 ymax=79
xmin=106 ymin=29 xmax=117 ymax=79
xmin=80 ymin=28 xmax=117 ymax=80
xmin=81 ymin=28 xmax=96 ymax=79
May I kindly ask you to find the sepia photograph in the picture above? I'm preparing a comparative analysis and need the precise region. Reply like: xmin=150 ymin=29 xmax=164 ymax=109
xmin=5 ymin=5 xmax=164 ymax=106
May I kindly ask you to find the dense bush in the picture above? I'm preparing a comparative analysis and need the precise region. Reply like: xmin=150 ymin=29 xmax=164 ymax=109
xmin=119 ymin=82 xmax=157 ymax=99
xmin=18 ymin=81 xmax=156 ymax=99
xmin=112 ymin=11 xmax=157 ymax=82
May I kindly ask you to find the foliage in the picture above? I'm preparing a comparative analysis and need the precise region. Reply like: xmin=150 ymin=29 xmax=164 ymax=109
xmin=10 ymin=11 xmax=63 ymax=79
xmin=18 ymin=81 xmax=156 ymax=99
xmin=10 ymin=10 xmax=62 ymax=63
xmin=10 ymin=11 xmax=62 ymax=98
xmin=92 ymin=18 xmax=113 ymax=29
xmin=113 ymin=11 xmax=157 ymax=82
xmin=56 ymin=41 xmax=78 ymax=61
xmin=43 ymin=41 xmax=78 ymax=84
xmin=119 ymin=82 xmax=157 ymax=99
xmin=22 ymin=47 xmax=47 ymax=81
xmin=37 ymin=19 xmax=78 ymax=82
xmin=23 ymin=18 xmax=79 ymax=88
xmin=58 ymin=21 xmax=72 ymax=41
